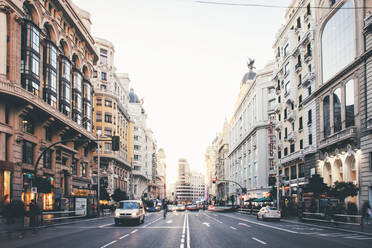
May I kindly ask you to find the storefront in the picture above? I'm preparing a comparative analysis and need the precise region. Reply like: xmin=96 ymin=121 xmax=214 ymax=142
xmin=72 ymin=188 xmax=89 ymax=216
xmin=0 ymin=169 xmax=11 ymax=204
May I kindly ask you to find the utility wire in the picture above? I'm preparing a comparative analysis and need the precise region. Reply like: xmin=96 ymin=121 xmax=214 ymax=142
xmin=195 ymin=1 xmax=372 ymax=10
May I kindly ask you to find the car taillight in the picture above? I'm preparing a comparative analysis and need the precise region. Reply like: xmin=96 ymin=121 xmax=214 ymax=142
xmin=265 ymin=211 xmax=270 ymax=213
xmin=277 ymin=211 xmax=281 ymax=214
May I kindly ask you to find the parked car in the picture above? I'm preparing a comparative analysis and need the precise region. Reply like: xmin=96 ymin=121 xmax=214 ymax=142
xmin=114 ymin=200 xmax=145 ymax=225
xmin=168 ymin=205 xmax=177 ymax=212
xmin=186 ymin=204 xmax=199 ymax=211
xmin=176 ymin=204 xmax=186 ymax=211
xmin=257 ymin=206 xmax=281 ymax=221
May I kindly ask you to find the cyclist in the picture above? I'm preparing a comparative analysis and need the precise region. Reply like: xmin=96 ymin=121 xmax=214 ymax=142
xmin=163 ymin=199 xmax=168 ymax=218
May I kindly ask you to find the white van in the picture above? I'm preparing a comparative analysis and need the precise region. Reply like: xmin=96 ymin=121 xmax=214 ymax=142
xmin=114 ymin=200 xmax=145 ymax=225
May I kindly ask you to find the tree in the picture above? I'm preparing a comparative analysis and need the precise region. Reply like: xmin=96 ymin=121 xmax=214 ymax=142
xmin=329 ymin=181 xmax=359 ymax=203
xmin=111 ymin=188 xmax=128 ymax=202
xmin=303 ymin=174 xmax=329 ymax=198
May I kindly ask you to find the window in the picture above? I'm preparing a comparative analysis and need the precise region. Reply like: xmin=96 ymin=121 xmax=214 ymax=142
xmin=96 ymin=98 xmax=102 ymax=106
xmin=345 ymin=80 xmax=355 ymax=127
xmin=284 ymin=108 xmax=287 ymax=119
xmin=134 ymin=136 xmax=139 ymax=141
xmin=284 ymin=63 xmax=289 ymax=77
xmin=22 ymin=141 xmax=34 ymax=164
xmin=82 ymin=163 xmax=87 ymax=177
xmin=291 ymin=166 xmax=297 ymax=180
xmin=306 ymin=3 xmax=311 ymax=15
xmin=298 ymin=74 xmax=302 ymax=86
xmin=308 ymin=86 xmax=312 ymax=96
xmin=278 ymin=114 xmax=281 ymax=122
xmin=43 ymin=42 xmax=57 ymax=108
xmin=104 ymin=113 xmax=112 ymax=123
xmin=43 ymin=150 xmax=52 ymax=169
xmin=308 ymin=109 xmax=312 ymax=124
xmin=278 ymin=151 xmax=281 ymax=159
xmin=96 ymin=112 xmax=102 ymax=122
xmin=300 ymin=139 xmax=303 ymax=149
xmin=104 ymin=128 xmax=112 ymax=137
xmin=45 ymin=127 xmax=52 ymax=141
xmin=268 ymin=99 xmax=276 ymax=111
xmin=299 ymin=95 xmax=302 ymax=105
xmin=268 ymin=87 xmax=275 ymax=94
xmin=83 ymin=81 xmax=92 ymax=102
xmin=105 ymin=99 xmax=112 ymax=107
xmin=22 ymin=117 xmax=34 ymax=134
xmin=285 ymin=128 xmax=288 ymax=139
xmin=323 ymin=96 xmax=331 ymax=137
xmin=284 ymin=167 xmax=289 ymax=180
xmin=134 ymin=145 xmax=140 ymax=150
xmin=100 ymin=49 xmax=108 ymax=64
xmin=284 ymin=44 xmax=289 ymax=57
xmin=134 ymin=154 xmax=140 ymax=161
xmin=284 ymin=147 xmax=288 ymax=156
xmin=278 ymin=131 xmax=281 ymax=140
xmin=101 ymin=72 xmax=107 ymax=81
xmin=104 ymin=143 xmax=111 ymax=152
xmin=277 ymin=47 xmax=280 ymax=58
xmin=72 ymin=158 xmax=77 ymax=175
xmin=333 ymin=88 xmax=342 ymax=132
xmin=278 ymin=96 xmax=281 ymax=103
xmin=322 ymin=1 xmax=355 ymax=83
xmin=309 ymin=134 xmax=313 ymax=145
xmin=299 ymin=117 xmax=303 ymax=130
xmin=297 ymin=17 xmax=301 ymax=28
xmin=291 ymin=122 xmax=295 ymax=131
xmin=285 ymin=82 xmax=290 ymax=95
xmin=290 ymin=143 xmax=295 ymax=153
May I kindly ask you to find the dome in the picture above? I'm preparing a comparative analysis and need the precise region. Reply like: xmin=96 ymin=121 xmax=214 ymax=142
xmin=129 ymin=88 xmax=140 ymax=103
xmin=241 ymin=71 xmax=256 ymax=85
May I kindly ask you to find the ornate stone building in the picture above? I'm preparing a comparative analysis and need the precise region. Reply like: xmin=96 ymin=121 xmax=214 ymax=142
xmin=0 ymin=0 xmax=98 ymax=213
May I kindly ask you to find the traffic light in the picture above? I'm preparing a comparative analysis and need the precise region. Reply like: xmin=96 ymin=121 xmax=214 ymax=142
xmin=111 ymin=136 xmax=120 ymax=151
xmin=212 ymin=177 xmax=217 ymax=184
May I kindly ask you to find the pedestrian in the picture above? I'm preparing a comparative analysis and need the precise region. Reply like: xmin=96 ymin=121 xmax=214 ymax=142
xmin=362 ymin=201 xmax=371 ymax=225
xmin=29 ymin=199 xmax=37 ymax=227
xmin=163 ymin=199 xmax=168 ymax=218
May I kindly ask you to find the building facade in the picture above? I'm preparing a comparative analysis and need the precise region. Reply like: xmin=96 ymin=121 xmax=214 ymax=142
xmin=176 ymin=158 xmax=192 ymax=203
xmin=205 ymin=142 xmax=217 ymax=201
xmin=92 ymin=37 xmax=132 ymax=202
xmin=216 ymin=119 xmax=230 ymax=202
xmin=190 ymin=171 xmax=205 ymax=202
xmin=0 ymin=0 xmax=98 ymax=214
xmin=156 ymin=148 xmax=167 ymax=200
xmin=228 ymin=62 xmax=274 ymax=203
xmin=273 ymin=0 xmax=318 ymax=203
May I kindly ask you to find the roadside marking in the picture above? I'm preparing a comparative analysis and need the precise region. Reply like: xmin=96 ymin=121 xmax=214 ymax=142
xmin=202 ymin=222 xmax=210 ymax=227
xmin=143 ymin=217 xmax=162 ymax=227
xmin=166 ymin=220 xmax=173 ymax=224
xmin=220 ymin=214 xmax=298 ymax=234
xmin=100 ymin=240 xmax=117 ymax=248
xmin=252 ymin=237 xmax=266 ymax=245
xmin=230 ymin=226 xmax=237 ymax=230
xmin=186 ymin=214 xmax=190 ymax=248
xmin=238 ymin=223 xmax=251 ymax=228
xmin=344 ymin=235 xmax=371 ymax=239
xmin=180 ymin=214 xmax=187 ymax=248
xmin=203 ymin=213 xmax=223 ymax=224
xmin=130 ymin=229 xmax=138 ymax=234
xmin=98 ymin=223 xmax=112 ymax=228
xmin=119 ymin=234 xmax=129 ymax=239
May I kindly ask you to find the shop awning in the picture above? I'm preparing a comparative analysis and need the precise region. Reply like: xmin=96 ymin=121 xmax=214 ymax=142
xmin=252 ymin=197 xmax=272 ymax=202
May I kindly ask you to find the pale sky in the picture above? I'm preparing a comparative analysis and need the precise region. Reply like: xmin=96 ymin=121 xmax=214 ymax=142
xmin=74 ymin=0 xmax=291 ymax=185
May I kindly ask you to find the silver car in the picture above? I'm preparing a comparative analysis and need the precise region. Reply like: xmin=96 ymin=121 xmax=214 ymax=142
xmin=257 ymin=206 xmax=281 ymax=221
xmin=114 ymin=200 xmax=145 ymax=225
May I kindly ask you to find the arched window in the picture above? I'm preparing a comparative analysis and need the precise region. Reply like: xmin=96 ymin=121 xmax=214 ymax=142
xmin=333 ymin=88 xmax=342 ymax=132
xmin=323 ymin=96 xmax=331 ymax=137
xmin=321 ymin=1 xmax=355 ymax=83
xmin=345 ymin=80 xmax=355 ymax=127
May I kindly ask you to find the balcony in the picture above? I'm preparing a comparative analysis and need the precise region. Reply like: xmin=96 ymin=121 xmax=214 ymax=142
xmin=302 ymin=72 xmax=316 ymax=88
xmin=275 ymin=121 xmax=282 ymax=131
xmin=304 ymin=145 xmax=317 ymax=155
xmin=364 ymin=13 xmax=372 ymax=32
xmin=279 ymin=149 xmax=304 ymax=165
xmin=287 ymin=131 xmax=296 ymax=142
xmin=319 ymin=127 xmax=358 ymax=149
xmin=295 ymin=62 xmax=302 ymax=73
xmin=287 ymin=110 xmax=296 ymax=122
xmin=132 ymin=169 xmax=148 ymax=180
xmin=274 ymin=103 xmax=281 ymax=113
xmin=304 ymin=52 xmax=312 ymax=63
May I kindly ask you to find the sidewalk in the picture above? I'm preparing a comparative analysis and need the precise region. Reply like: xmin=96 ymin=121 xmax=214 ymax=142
xmin=281 ymin=215 xmax=372 ymax=236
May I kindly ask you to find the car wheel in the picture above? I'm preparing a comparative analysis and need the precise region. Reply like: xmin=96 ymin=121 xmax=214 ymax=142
xmin=114 ymin=219 xmax=120 ymax=225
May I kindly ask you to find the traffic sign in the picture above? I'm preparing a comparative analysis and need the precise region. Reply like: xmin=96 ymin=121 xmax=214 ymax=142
xmin=31 ymin=187 xmax=37 ymax=193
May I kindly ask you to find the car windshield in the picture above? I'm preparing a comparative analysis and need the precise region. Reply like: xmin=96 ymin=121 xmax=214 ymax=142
xmin=119 ymin=202 xmax=139 ymax=209
xmin=177 ymin=204 xmax=184 ymax=207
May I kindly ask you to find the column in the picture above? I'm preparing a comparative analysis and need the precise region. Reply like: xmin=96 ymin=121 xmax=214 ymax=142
xmin=0 ymin=7 xmax=7 ymax=77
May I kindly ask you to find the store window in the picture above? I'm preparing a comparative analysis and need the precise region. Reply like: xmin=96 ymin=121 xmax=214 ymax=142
xmin=291 ymin=165 xmax=297 ymax=180
xmin=323 ymin=95 xmax=331 ymax=137
xmin=82 ymin=163 xmax=87 ymax=177
xmin=43 ymin=150 xmax=52 ymax=169
xmin=322 ymin=1 xmax=355 ymax=83
xmin=22 ymin=141 xmax=34 ymax=164
xmin=0 ymin=170 xmax=11 ymax=204
xmin=22 ymin=116 xmax=34 ymax=134
xmin=333 ymin=88 xmax=342 ymax=132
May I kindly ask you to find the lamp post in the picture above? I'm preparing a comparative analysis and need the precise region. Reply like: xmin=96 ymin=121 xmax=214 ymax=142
xmin=96 ymin=130 xmax=101 ymax=217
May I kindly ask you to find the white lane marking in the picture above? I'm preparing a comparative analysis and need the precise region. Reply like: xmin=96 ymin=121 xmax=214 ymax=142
xmin=143 ymin=217 xmax=162 ymax=227
xmin=119 ymin=234 xmax=129 ymax=240
xmin=252 ymin=237 xmax=267 ymax=245
xmin=220 ymin=214 xmax=298 ymax=234
xmin=100 ymin=240 xmax=117 ymax=248
xmin=202 ymin=222 xmax=210 ymax=227
xmin=98 ymin=223 xmax=112 ymax=228
xmin=203 ymin=213 xmax=223 ymax=224
xmin=180 ymin=213 xmax=187 ymax=248
xmin=186 ymin=214 xmax=190 ymax=248
xmin=238 ymin=222 xmax=251 ymax=227
xmin=230 ymin=226 xmax=237 ymax=230
xmin=344 ymin=235 xmax=370 ymax=239
xmin=130 ymin=229 xmax=138 ymax=234
xmin=166 ymin=220 xmax=173 ymax=224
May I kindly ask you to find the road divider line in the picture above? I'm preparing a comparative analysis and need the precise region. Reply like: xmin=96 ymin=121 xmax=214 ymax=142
xmin=143 ymin=217 xmax=162 ymax=228
xmin=252 ymin=237 xmax=266 ymax=245
xmin=130 ymin=229 xmax=138 ymax=234
xmin=238 ymin=222 xmax=251 ymax=227
xmin=119 ymin=234 xmax=129 ymax=240
xmin=180 ymin=213 xmax=187 ymax=248
xmin=203 ymin=213 xmax=223 ymax=224
xmin=98 ymin=223 xmax=112 ymax=228
xmin=220 ymin=214 xmax=298 ymax=234
xmin=100 ymin=240 xmax=117 ymax=248
xmin=186 ymin=214 xmax=190 ymax=248
xmin=230 ymin=226 xmax=237 ymax=230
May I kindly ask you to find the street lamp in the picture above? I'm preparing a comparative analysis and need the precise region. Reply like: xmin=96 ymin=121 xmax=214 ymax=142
xmin=96 ymin=129 xmax=101 ymax=216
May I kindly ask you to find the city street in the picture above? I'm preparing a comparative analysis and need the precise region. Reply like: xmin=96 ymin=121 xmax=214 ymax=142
xmin=2 ymin=211 xmax=372 ymax=248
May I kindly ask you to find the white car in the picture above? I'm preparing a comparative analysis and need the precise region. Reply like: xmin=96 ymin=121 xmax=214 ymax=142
xmin=257 ymin=206 xmax=281 ymax=221
xmin=114 ymin=200 xmax=145 ymax=225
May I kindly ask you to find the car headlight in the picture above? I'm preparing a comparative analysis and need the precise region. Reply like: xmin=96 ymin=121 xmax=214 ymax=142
xmin=131 ymin=212 xmax=137 ymax=217
xmin=115 ymin=212 xmax=120 ymax=217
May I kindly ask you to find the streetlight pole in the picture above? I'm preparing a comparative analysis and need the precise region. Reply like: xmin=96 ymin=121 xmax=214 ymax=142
xmin=97 ymin=130 xmax=101 ymax=217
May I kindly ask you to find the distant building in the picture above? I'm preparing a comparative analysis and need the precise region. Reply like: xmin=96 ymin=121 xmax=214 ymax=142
xmin=176 ymin=158 xmax=192 ymax=203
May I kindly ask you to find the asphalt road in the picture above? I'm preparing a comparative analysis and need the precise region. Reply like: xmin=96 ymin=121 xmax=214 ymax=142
xmin=2 ymin=211 xmax=372 ymax=248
